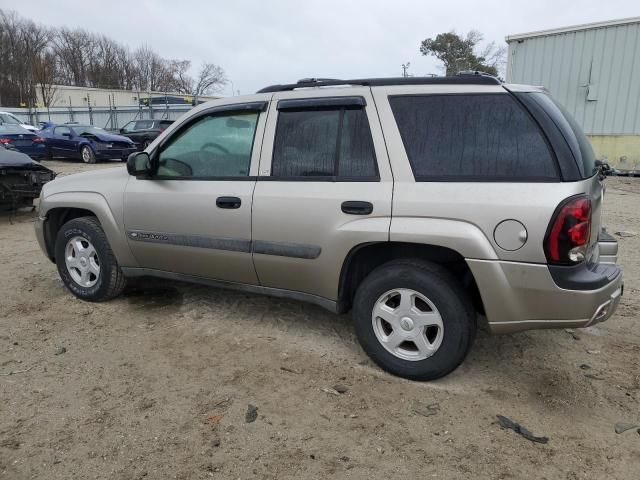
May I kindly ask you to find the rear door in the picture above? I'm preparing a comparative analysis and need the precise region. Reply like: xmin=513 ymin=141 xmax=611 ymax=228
xmin=251 ymin=88 xmax=393 ymax=301
xmin=123 ymin=99 xmax=269 ymax=283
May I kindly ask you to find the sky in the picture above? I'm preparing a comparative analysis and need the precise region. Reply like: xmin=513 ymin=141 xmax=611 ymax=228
xmin=3 ymin=0 xmax=639 ymax=96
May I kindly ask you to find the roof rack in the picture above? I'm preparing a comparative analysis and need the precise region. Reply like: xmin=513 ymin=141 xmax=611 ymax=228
xmin=257 ymin=71 xmax=501 ymax=93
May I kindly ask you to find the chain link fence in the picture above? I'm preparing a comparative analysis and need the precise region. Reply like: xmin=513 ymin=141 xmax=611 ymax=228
xmin=3 ymin=103 xmax=193 ymax=131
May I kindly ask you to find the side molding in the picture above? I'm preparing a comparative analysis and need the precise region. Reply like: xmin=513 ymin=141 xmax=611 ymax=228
xmin=121 ymin=267 xmax=337 ymax=312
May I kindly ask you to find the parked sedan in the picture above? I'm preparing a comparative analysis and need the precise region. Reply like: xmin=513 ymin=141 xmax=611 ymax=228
xmin=0 ymin=111 xmax=38 ymax=132
xmin=39 ymin=124 xmax=136 ymax=163
xmin=119 ymin=119 xmax=174 ymax=150
xmin=0 ymin=124 xmax=46 ymax=159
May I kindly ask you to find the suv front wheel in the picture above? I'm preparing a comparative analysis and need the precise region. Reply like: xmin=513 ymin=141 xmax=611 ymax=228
xmin=54 ymin=216 xmax=127 ymax=301
xmin=353 ymin=259 xmax=476 ymax=380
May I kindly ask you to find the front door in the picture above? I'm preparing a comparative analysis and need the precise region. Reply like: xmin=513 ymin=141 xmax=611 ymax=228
xmin=51 ymin=125 xmax=74 ymax=156
xmin=123 ymin=101 xmax=268 ymax=284
xmin=251 ymin=88 xmax=393 ymax=301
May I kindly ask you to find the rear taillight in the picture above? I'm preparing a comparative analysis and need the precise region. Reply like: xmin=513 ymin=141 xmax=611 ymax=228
xmin=544 ymin=195 xmax=592 ymax=264
xmin=33 ymin=137 xmax=44 ymax=143
xmin=0 ymin=137 xmax=11 ymax=144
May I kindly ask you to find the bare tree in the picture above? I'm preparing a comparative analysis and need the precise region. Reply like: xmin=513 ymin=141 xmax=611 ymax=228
xmin=33 ymin=50 xmax=59 ymax=116
xmin=192 ymin=62 xmax=227 ymax=97
xmin=0 ymin=8 xmax=228 ymax=107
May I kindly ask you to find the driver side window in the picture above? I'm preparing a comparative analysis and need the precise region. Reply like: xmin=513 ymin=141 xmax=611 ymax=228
xmin=157 ymin=111 xmax=259 ymax=178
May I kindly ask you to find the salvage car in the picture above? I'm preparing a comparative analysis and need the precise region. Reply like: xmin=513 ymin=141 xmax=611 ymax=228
xmin=39 ymin=124 xmax=136 ymax=163
xmin=0 ymin=146 xmax=55 ymax=209
xmin=119 ymin=119 xmax=174 ymax=150
xmin=0 ymin=124 xmax=46 ymax=159
xmin=34 ymin=74 xmax=623 ymax=380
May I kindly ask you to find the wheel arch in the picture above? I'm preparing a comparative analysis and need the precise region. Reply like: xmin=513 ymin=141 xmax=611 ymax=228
xmin=337 ymin=241 xmax=486 ymax=319
xmin=41 ymin=192 xmax=137 ymax=267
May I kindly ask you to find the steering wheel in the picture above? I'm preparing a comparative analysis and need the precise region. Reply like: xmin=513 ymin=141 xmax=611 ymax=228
xmin=201 ymin=142 xmax=230 ymax=155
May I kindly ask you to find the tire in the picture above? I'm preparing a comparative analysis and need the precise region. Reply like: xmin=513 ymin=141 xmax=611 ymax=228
xmin=141 ymin=139 xmax=151 ymax=150
xmin=54 ymin=216 xmax=127 ymax=301
xmin=352 ymin=259 xmax=476 ymax=381
xmin=80 ymin=145 xmax=96 ymax=164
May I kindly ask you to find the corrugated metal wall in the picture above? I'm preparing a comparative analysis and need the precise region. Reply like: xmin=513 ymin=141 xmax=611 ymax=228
xmin=507 ymin=21 xmax=640 ymax=135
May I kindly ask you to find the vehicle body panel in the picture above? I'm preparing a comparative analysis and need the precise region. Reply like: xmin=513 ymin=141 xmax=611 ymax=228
xmin=121 ymin=95 xmax=270 ymax=284
xmin=35 ymin=167 xmax=137 ymax=266
xmin=251 ymin=87 xmax=393 ymax=300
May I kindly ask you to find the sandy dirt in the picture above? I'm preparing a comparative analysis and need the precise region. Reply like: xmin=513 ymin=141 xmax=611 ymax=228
xmin=1 ymin=160 xmax=639 ymax=479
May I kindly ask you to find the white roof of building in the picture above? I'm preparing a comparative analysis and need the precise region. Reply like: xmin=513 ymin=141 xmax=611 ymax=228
xmin=505 ymin=16 xmax=640 ymax=42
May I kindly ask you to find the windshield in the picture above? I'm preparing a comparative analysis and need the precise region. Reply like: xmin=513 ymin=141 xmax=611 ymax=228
xmin=73 ymin=126 xmax=106 ymax=136
xmin=0 ymin=113 xmax=22 ymax=125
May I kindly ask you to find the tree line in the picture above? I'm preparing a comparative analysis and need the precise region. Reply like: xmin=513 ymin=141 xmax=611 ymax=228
xmin=0 ymin=9 xmax=227 ymax=108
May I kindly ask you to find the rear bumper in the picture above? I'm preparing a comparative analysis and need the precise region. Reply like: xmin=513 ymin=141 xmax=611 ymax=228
xmin=15 ymin=144 xmax=46 ymax=158
xmin=468 ymin=258 xmax=623 ymax=334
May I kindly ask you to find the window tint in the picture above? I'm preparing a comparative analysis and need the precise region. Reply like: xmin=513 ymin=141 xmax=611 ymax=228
xmin=338 ymin=109 xmax=377 ymax=177
xmin=272 ymin=107 xmax=377 ymax=179
xmin=55 ymin=126 xmax=71 ymax=136
xmin=158 ymin=111 xmax=259 ymax=178
xmin=135 ymin=120 xmax=153 ymax=130
xmin=537 ymin=93 xmax=596 ymax=178
xmin=389 ymin=94 xmax=557 ymax=181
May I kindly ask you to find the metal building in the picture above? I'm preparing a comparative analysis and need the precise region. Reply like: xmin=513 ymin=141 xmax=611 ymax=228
xmin=506 ymin=17 xmax=640 ymax=171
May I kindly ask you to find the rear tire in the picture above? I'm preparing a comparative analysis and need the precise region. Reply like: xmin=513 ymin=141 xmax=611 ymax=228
xmin=80 ymin=145 xmax=96 ymax=164
xmin=352 ymin=259 xmax=476 ymax=380
xmin=54 ymin=216 xmax=126 ymax=301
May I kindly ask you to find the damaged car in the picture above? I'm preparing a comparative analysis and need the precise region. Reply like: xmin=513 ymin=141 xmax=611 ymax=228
xmin=0 ymin=145 xmax=56 ymax=209
xmin=39 ymin=123 xmax=136 ymax=163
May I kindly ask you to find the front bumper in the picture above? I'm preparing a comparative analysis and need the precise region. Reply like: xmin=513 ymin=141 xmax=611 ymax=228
xmin=468 ymin=257 xmax=623 ymax=335
xmin=95 ymin=147 xmax=136 ymax=160
xmin=34 ymin=215 xmax=50 ymax=259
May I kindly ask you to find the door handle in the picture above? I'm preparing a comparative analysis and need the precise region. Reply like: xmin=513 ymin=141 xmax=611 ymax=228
xmin=216 ymin=196 xmax=242 ymax=209
xmin=341 ymin=201 xmax=373 ymax=215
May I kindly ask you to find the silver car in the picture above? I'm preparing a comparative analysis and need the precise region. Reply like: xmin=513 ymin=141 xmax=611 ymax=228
xmin=35 ymin=73 xmax=623 ymax=380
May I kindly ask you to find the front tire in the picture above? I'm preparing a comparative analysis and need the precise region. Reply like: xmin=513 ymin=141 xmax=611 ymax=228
xmin=352 ymin=259 xmax=476 ymax=381
xmin=54 ymin=216 xmax=126 ymax=301
xmin=80 ymin=145 xmax=96 ymax=164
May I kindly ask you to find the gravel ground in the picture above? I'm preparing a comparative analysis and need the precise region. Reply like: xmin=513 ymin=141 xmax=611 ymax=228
xmin=1 ymin=160 xmax=639 ymax=479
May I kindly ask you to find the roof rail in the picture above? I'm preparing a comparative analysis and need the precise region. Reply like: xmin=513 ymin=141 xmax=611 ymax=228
xmin=256 ymin=72 xmax=501 ymax=93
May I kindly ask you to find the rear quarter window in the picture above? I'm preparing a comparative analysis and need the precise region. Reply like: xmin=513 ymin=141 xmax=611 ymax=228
xmin=389 ymin=94 xmax=558 ymax=181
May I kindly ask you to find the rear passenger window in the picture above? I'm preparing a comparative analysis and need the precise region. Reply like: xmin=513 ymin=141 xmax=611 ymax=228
xmin=272 ymin=107 xmax=378 ymax=179
xmin=389 ymin=94 xmax=557 ymax=181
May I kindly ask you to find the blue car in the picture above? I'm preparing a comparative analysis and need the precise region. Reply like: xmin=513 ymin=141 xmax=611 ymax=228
xmin=0 ymin=124 xmax=46 ymax=159
xmin=39 ymin=124 xmax=136 ymax=163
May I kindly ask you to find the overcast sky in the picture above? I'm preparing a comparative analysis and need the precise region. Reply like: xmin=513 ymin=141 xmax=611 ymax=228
xmin=4 ymin=0 xmax=639 ymax=95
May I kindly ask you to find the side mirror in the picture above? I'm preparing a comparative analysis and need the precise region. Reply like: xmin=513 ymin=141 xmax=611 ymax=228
xmin=127 ymin=151 xmax=153 ymax=177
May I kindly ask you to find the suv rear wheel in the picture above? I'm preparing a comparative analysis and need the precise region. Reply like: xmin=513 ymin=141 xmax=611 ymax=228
xmin=54 ymin=216 xmax=126 ymax=301
xmin=352 ymin=259 xmax=476 ymax=380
